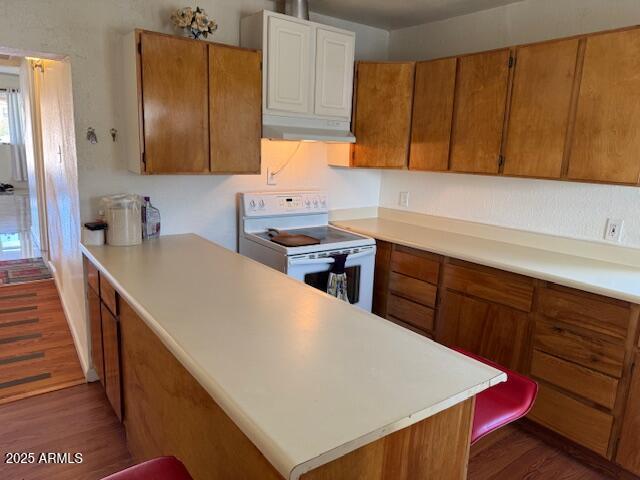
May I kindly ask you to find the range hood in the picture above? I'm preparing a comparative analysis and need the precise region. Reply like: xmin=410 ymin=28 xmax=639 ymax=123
xmin=262 ymin=114 xmax=356 ymax=143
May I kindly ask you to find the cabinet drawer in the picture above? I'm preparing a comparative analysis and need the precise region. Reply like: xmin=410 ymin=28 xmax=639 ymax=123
xmin=530 ymin=349 xmax=618 ymax=410
xmin=390 ymin=246 xmax=440 ymax=284
xmin=387 ymin=294 xmax=435 ymax=333
xmin=388 ymin=272 xmax=437 ymax=308
xmin=100 ymin=275 xmax=118 ymax=316
xmin=538 ymin=286 xmax=631 ymax=341
xmin=534 ymin=319 xmax=625 ymax=378
xmin=84 ymin=256 xmax=99 ymax=294
xmin=442 ymin=262 xmax=534 ymax=312
xmin=529 ymin=383 xmax=613 ymax=457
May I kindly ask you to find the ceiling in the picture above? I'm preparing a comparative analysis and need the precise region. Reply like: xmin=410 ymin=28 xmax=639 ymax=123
xmin=310 ymin=0 xmax=524 ymax=30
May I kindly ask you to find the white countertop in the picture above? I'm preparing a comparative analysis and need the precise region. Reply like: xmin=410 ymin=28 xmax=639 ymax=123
xmin=82 ymin=234 xmax=504 ymax=480
xmin=332 ymin=216 xmax=640 ymax=304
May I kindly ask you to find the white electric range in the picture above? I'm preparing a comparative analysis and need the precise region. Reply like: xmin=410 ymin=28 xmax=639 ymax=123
xmin=238 ymin=191 xmax=376 ymax=311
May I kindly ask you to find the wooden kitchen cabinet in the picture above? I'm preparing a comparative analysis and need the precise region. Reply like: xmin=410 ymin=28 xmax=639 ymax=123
xmin=88 ymin=287 xmax=104 ymax=385
xmin=437 ymin=290 xmax=530 ymax=372
xmin=124 ymin=30 xmax=261 ymax=175
xmin=101 ymin=303 xmax=122 ymax=421
xmin=84 ymin=255 xmax=123 ymax=421
xmin=449 ymin=49 xmax=511 ymax=174
xmin=567 ymin=28 xmax=640 ymax=184
xmin=616 ymin=351 xmax=640 ymax=475
xmin=409 ymin=58 xmax=457 ymax=171
xmin=352 ymin=62 xmax=415 ymax=168
xmin=138 ymin=31 xmax=209 ymax=174
xmin=503 ymin=38 xmax=580 ymax=178
xmin=209 ymin=44 xmax=262 ymax=174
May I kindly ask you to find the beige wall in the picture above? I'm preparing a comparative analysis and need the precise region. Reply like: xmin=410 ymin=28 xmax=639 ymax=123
xmin=383 ymin=0 xmax=640 ymax=248
xmin=0 ymin=1 xmax=388 ymax=373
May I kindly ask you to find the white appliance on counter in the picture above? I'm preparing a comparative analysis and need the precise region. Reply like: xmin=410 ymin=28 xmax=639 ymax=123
xmin=238 ymin=191 xmax=376 ymax=311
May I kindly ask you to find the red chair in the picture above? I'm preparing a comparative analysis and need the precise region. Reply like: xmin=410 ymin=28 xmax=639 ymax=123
xmin=453 ymin=348 xmax=538 ymax=444
xmin=102 ymin=457 xmax=193 ymax=480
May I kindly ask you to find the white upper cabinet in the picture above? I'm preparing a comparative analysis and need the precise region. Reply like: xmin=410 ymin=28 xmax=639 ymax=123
xmin=241 ymin=11 xmax=356 ymax=123
xmin=267 ymin=16 xmax=313 ymax=114
xmin=314 ymin=28 xmax=355 ymax=118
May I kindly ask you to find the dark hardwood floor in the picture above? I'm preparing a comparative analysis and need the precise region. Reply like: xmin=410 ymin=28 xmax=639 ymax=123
xmin=470 ymin=424 xmax=608 ymax=479
xmin=0 ymin=381 xmax=613 ymax=480
xmin=0 ymin=383 xmax=132 ymax=480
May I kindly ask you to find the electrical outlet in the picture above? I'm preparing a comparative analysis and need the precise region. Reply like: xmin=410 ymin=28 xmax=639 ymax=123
xmin=604 ymin=218 xmax=624 ymax=242
xmin=399 ymin=191 xmax=410 ymax=208
xmin=266 ymin=167 xmax=277 ymax=186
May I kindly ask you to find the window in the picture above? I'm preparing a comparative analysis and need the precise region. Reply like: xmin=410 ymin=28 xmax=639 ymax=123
xmin=0 ymin=92 xmax=9 ymax=144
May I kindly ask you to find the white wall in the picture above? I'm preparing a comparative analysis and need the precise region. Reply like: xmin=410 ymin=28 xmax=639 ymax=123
xmin=0 ymin=1 xmax=387 ymax=372
xmin=384 ymin=0 xmax=640 ymax=247
xmin=0 ymin=73 xmax=19 ymax=89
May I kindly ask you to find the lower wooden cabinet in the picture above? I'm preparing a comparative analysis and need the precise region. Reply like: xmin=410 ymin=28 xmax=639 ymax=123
xmin=88 ymin=287 xmax=104 ymax=385
xmin=85 ymin=255 xmax=123 ymax=421
xmin=101 ymin=303 xmax=123 ymax=421
xmin=616 ymin=351 xmax=640 ymax=475
xmin=437 ymin=290 xmax=529 ymax=372
xmin=370 ymin=241 xmax=640 ymax=472
xmin=528 ymin=383 xmax=614 ymax=457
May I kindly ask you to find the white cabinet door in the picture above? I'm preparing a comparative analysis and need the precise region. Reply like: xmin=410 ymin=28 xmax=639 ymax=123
xmin=267 ymin=16 xmax=313 ymax=114
xmin=314 ymin=28 xmax=355 ymax=118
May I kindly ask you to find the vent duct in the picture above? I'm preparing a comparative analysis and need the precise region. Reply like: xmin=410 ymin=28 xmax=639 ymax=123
xmin=276 ymin=0 xmax=309 ymax=20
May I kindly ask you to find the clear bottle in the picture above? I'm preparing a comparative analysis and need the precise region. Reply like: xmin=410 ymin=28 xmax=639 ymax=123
xmin=142 ymin=196 xmax=161 ymax=239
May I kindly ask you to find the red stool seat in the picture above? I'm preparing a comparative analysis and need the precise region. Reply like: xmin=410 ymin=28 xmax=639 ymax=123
xmin=453 ymin=348 xmax=538 ymax=444
xmin=102 ymin=457 xmax=193 ymax=480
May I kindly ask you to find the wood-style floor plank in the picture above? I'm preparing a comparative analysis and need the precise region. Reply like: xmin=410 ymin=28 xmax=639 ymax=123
xmin=0 ymin=279 xmax=84 ymax=404
xmin=469 ymin=424 xmax=609 ymax=479
xmin=0 ymin=383 xmax=133 ymax=480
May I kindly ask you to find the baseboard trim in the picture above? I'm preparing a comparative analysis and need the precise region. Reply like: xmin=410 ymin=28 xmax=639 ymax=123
xmin=47 ymin=259 xmax=91 ymax=380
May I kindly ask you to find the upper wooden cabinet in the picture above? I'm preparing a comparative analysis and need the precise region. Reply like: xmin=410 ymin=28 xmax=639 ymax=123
xmin=449 ymin=49 xmax=511 ymax=174
xmin=138 ymin=31 xmax=209 ymax=174
xmin=503 ymin=39 xmax=580 ymax=178
xmin=123 ymin=30 xmax=261 ymax=174
xmin=352 ymin=62 xmax=415 ymax=168
xmin=567 ymin=28 xmax=640 ymax=184
xmin=209 ymin=44 xmax=262 ymax=174
xmin=409 ymin=58 xmax=457 ymax=171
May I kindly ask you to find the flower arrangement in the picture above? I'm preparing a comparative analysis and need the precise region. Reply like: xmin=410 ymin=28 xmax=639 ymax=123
xmin=170 ymin=6 xmax=218 ymax=40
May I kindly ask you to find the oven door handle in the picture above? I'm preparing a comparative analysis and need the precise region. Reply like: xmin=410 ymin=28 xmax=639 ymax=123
xmin=288 ymin=249 xmax=372 ymax=266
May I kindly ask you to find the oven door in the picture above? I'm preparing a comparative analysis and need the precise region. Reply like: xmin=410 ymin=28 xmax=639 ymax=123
xmin=285 ymin=246 xmax=375 ymax=311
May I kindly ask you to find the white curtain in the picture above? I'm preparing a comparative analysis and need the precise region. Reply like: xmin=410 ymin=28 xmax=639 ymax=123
xmin=6 ymin=89 xmax=27 ymax=183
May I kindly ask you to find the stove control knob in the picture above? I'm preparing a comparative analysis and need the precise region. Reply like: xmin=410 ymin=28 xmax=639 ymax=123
xmin=259 ymin=199 xmax=265 ymax=209
xmin=313 ymin=199 xmax=319 ymax=207
xmin=249 ymin=200 xmax=256 ymax=210
xmin=320 ymin=198 xmax=327 ymax=207
xmin=305 ymin=200 xmax=311 ymax=208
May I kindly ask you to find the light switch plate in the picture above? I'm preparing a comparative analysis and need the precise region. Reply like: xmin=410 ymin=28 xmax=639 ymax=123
xmin=399 ymin=191 xmax=410 ymax=208
xmin=604 ymin=218 xmax=624 ymax=242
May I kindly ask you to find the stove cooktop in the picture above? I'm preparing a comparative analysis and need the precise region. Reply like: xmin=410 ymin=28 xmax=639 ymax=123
xmin=254 ymin=226 xmax=367 ymax=246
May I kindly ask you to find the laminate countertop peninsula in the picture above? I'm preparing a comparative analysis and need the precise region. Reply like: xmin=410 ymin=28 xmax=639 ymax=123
xmin=81 ymin=234 xmax=504 ymax=480
xmin=332 ymin=214 xmax=640 ymax=304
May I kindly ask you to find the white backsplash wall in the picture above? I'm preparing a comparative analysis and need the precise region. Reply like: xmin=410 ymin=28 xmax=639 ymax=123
xmin=384 ymin=0 xmax=640 ymax=248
